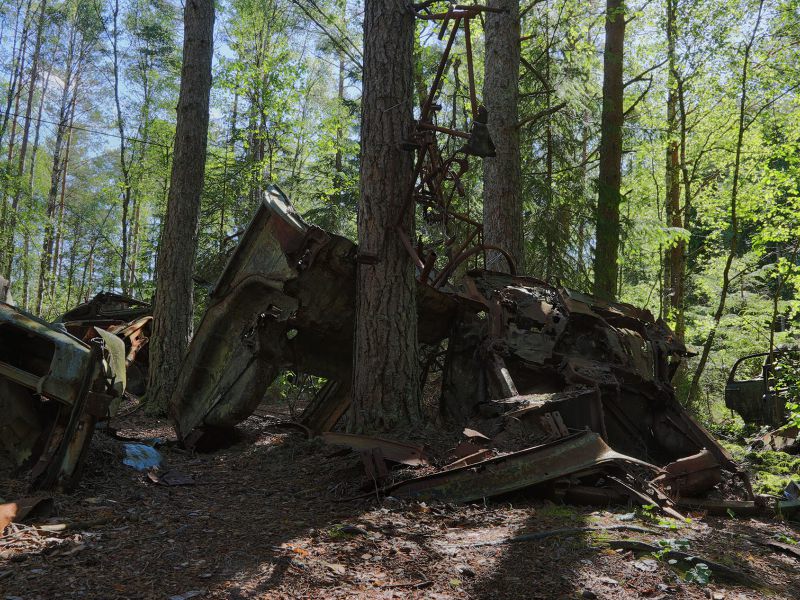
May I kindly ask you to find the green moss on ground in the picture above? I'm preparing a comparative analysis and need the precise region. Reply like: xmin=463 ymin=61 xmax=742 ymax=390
xmin=743 ymin=449 xmax=800 ymax=495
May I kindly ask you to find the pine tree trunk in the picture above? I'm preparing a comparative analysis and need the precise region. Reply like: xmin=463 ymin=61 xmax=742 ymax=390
xmin=686 ymin=0 xmax=764 ymax=407
xmin=663 ymin=0 xmax=684 ymax=340
xmin=35 ymin=27 xmax=77 ymax=315
xmin=593 ymin=0 xmax=625 ymax=301
xmin=543 ymin=20 xmax=555 ymax=280
xmin=21 ymin=65 xmax=50 ymax=310
xmin=0 ymin=0 xmax=32 ymax=149
xmin=482 ymin=0 xmax=523 ymax=272
xmin=50 ymin=97 xmax=78 ymax=304
xmin=112 ymin=0 xmax=133 ymax=294
xmin=348 ymin=0 xmax=421 ymax=433
xmin=148 ymin=0 xmax=215 ymax=416
xmin=219 ymin=90 xmax=236 ymax=252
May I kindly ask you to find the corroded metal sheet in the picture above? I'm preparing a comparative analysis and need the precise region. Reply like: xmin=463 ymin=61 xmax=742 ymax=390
xmin=388 ymin=432 xmax=660 ymax=503
xmin=320 ymin=432 xmax=430 ymax=466
xmin=0 ymin=302 xmax=124 ymax=490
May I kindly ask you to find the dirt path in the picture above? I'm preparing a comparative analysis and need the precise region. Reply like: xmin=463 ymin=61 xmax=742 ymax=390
xmin=3 ymin=408 xmax=800 ymax=600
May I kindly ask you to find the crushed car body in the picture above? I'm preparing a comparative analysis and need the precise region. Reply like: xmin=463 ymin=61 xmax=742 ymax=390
xmin=169 ymin=185 xmax=456 ymax=443
xmin=170 ymin=187 xmax=752 ymax=510
xmin=0 ymin=299 xmax=125 ymax=490
xmin=56 ymin=293 xmax=152 ymax=396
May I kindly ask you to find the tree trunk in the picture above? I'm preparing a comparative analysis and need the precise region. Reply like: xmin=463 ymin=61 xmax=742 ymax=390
xmin=543 ymin=14 xmax=555 ymax=280
xmin=112 ymin=0 xmax=133 ymax=294
xmin=49 ymin=89 xmax=78 ymax=305
xmin=0 ymin=32 xmax=27 ymax=264
xmin=4 ymin=0 xmax=46 ymax=280
xmin=0 ymin=0 xmax=32 ymax=149
xmin=482 ymin=0 xmax=522 ymax=272
xmin=663 ymin=0 xmax=685 ymax=340
xmin=675 ymin=75 xmax=691 ymax=341
xmin=21 ymin=65 xmax=50 ymax=310
xmin=593 ymin=0 xmax=625 ymax=301
xmin=348 ymin=0 xmax=421 ymax=433
xmin=149 ymin=0 xmax=215 ymax=415
xmin=35 ymin=27 xmax=78 ymax=315
xmin=686 ymin=0 xmax=764 ymax=407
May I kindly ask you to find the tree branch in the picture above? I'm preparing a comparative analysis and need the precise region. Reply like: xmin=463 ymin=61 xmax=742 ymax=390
xmin=623 ymin=78 xmax=653 ymax=118
xmin=520 ymin=56 xmax=552 ymax=91
xmin=520 ymin=0 xmax=548 ymax=20
xmin=623 ymin=58 xmax=668 ymax=88
xmin=290 ymin=0 xmax=363 ymax=70
xmin=517 ymin=101 xmax=567 ymax=129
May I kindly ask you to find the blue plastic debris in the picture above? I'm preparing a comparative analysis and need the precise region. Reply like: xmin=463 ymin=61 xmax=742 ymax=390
xmin=122 ymin=443 xmax=162 ymax=471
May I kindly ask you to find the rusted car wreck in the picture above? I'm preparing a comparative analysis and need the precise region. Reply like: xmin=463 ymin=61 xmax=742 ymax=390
xmin=0 ymin=282 xmax=126 ymax=490
xmin=56 ymin=293 xmax=152 ymax=396
xmin=169 ymin=186 xmax=753 ymax=513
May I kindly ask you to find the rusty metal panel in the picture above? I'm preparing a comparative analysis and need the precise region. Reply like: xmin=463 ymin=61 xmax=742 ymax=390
xmin=0 ymin=302 xmax=124 ymax=490
xmin=388 ymin=432 xmax=660 ymax=503
xmin=320 ymin=432 xmax=430 ymax=466
xmin=0 ymin=304 xmax=94 ymax=406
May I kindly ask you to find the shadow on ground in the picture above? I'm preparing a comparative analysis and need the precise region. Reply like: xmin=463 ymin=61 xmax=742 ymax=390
xmin=1 ymin=416 xmax=372 ymax=599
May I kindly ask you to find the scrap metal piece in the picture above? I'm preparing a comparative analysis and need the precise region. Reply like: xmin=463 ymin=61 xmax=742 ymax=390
xmin=59 ymin=294 xmax=152 ymax=396
xmin=58 ymin=292 xmax=151 ymax=324
xmin=652 ymin=449 xmax=722 ymax=497
xmin=605 ymin=474 xmax=684 ymax=520
xmin=361 ymin=448 xmax=390 ymax=482
xmin=441 ymin=270 xmax=745 ymax=496
xmin=0 ymin=302 xmax=124 ymax=490
xmin=442 ymin=448 xmax=494 ymax=470
xmin=761 ymin=425 xmax=799 ymax=452
xmin=388 ymin=431 xmax=661 ymax=503
xmin=674 ymin=497 xmax=762 ymax=516
xmin=320 ymin=432 xmax=430 ymax=466
xmin=298 ymin=380 xmax=350 ymax=435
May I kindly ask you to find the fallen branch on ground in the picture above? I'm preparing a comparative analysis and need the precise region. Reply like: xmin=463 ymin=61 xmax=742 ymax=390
xmin=447 ymin=524 xmax=658 ymax=548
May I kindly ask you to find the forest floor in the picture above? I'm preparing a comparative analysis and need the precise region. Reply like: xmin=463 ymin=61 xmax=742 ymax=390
xmin=2 ymin=397 xmax=800 ymax=600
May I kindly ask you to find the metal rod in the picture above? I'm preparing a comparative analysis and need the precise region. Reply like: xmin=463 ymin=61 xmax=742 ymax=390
xmin=420 ymin=17 xmax=461 ymax=123
xmin=464 ymin=17 xmax=478 ymax=119
xmin=420 ymin=251 xmax=437 ymax=284
xmin=396 ymin=226 xmax=426 ymax=270
xmin=417 ymin=122 xmax=470 ymax=139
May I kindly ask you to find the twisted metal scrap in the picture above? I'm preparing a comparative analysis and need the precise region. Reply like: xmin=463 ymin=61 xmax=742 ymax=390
xmin=398 ymin=3 xmax=515 ymax=288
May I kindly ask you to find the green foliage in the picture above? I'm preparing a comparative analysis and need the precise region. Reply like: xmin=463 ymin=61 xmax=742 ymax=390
xmin=654 ymin=538 xmax=690 ymax=558
xmin=744 ymin=449 xmax=800 ymax=495
xmin=684 ymin=562 xmax=711 ymax=585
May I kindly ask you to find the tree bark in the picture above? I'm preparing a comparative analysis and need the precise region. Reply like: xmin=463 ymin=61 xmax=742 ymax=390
xmin=112 ymin=0 xmax=133 ymax=294
xmin=149 ymin=0 xmax=215 ymax=415
xmin=5 ymin=0 xmax=46 ymax=281
xmin=0 ymin=0 xmax=32 ymax=150
xmin=663 ymin=0 xmax=685 ymax=340
xmin=49 ymin=85 xmax=79 ymax=304
xmin=482 ymin=0 xmax=523 ymax=272
xmin=348 ymin=0 xmax=421 ymax=433
xmin=593 ymin=0 xmax=625 ymax=301
xmin=35 ymin=26 xmax=78 ymax=315
xmin=686 ymin=0 xmax=764 ymax=407
xmin=21 ymin=65 xmax=50 ymax=310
